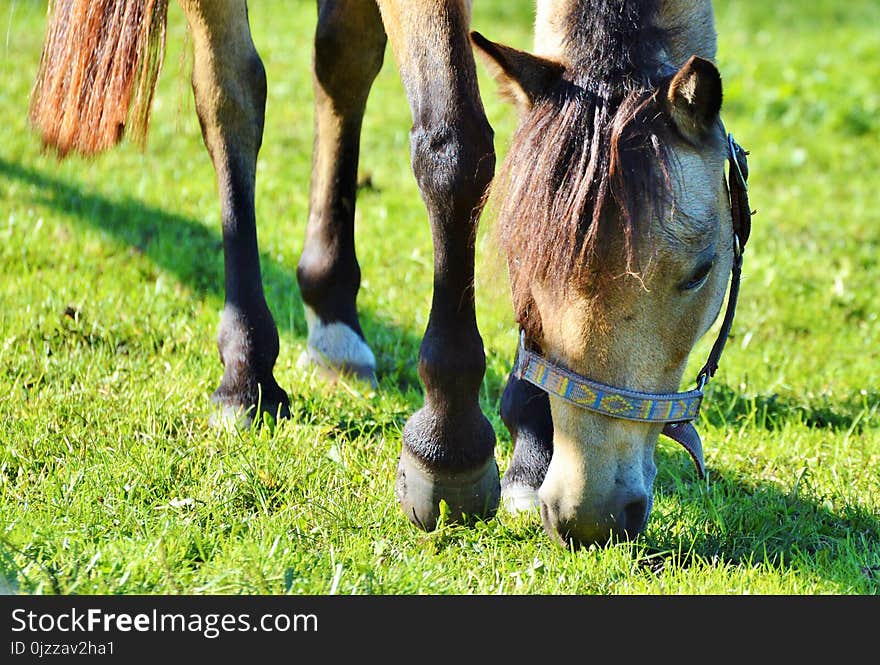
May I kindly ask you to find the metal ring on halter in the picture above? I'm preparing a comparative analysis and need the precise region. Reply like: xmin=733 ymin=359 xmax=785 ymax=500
xmin=696 ymin=372 xmax=709 ymax=392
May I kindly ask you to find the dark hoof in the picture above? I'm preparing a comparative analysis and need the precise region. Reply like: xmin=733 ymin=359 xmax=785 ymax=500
xmin=209 ymin=383 xmax=290 ymax=429
xmin=395 ymin=445 xmax=500 ymax=531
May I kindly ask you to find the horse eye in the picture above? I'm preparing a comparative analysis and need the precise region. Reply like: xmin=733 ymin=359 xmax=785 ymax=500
xmin=681 ymin=258 xmax=715 ymax=291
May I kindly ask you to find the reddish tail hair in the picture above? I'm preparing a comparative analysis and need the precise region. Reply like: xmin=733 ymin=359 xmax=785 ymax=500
xmin=29 ymin=0 xmax=170 ymax=157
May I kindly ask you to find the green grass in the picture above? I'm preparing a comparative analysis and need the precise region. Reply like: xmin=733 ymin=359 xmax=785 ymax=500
xmin=1 ymin=0 xmax=878 ymax=594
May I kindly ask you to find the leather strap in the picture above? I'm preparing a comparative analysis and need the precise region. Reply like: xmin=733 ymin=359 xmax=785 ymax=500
xmin=697 ymin=244 xmax=742 ymax=389
xmin=728 ymin=134 xmax=752 ymax=247
xmin=662 ymin=421 xmax=706 ymax=479
xmin=697 ymin=134 xmax=750 ymax=388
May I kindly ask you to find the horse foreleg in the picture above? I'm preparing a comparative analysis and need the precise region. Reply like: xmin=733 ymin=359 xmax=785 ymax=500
xmin=296 ymin=0 xmax=387 ymax=384
xmin=500 ymin=375 xmax=553 ymax=513
xmin=378 ymin=0 xmax=499 ymax=530
xmin=180 ymin=0 xmax=289 ymax=426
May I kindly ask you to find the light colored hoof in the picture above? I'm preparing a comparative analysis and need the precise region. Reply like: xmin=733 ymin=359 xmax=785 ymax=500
xmin=395 ymin=445 xmax=500 ymax=531
xmin=208 ymin=398 xmax=287 ymax=431
xmin=297 ymin=348 xmax=377 ymax=387
xmin=300 ymin=307 xmax=377 ymax=387
xmin=208 ymin=403 xmax=253 ymax=430
xmin=501 ymin=483 xmax=540 ymax=514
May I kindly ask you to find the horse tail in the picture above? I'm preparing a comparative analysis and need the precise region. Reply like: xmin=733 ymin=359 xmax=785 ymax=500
xmin=29 ymin=0 xmax=170 ymax=157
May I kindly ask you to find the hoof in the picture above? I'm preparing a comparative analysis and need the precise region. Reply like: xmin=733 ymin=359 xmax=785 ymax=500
xmin=301 ymin=307 xmax=377 ymax=387
xmin=395 ymin=445 xmax=500 ymax=531
xmin=501 ymin=482 xmax=540 ymax=514
xmin=209 ymin=385 xmax=290 ymax=430
xmin=297 ymin=349 xmax=377 ymax=388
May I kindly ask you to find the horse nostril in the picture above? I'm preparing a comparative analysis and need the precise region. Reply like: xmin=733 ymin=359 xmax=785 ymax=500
xmin=622 ymin=495 xmax=648 ymax=535
xmin=540 ymin=494 xmax=649 ymax=548
xmin=539 ymin=499 xmax=569 ymax=548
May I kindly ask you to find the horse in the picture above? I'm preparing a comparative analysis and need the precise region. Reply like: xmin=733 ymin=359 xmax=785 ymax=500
xmin=29 ymin=0 xmax=751 ymax=547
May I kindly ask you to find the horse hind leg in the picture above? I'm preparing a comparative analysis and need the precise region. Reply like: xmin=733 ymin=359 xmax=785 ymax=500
xmin=378 ymin=0 xmax=499 ymax=530
xmin=180 ymin=0 xmax=289 ymax=426
xmin=295 ymin=0 xmax=387 ymax=385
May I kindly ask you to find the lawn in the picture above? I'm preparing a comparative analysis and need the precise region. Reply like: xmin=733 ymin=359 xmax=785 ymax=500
xmin=1 ymin=0 xmax=878 ymax=594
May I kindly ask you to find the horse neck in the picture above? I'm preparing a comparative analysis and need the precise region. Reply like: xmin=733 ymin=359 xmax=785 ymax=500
xmin=533 ymin=0 xmax=717 ymax=69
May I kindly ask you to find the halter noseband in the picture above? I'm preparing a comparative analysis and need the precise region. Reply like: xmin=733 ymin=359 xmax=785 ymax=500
xmin=512 ymin=134 xmax=752 ymax=479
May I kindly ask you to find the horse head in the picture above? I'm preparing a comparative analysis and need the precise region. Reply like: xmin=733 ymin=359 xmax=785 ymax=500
xmin=475 ymin=0 xmax=745 ymax=546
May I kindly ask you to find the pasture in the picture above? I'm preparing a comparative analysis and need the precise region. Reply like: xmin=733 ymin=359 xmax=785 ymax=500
xmin=1 ymin=0 xmax=878 ymax=594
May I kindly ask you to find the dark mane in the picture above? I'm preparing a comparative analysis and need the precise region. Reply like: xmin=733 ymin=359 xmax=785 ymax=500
xmin=565 ymin=0 xmax=666 ymax=83
xmin=494 ymin=0 xmax=675 ymax=339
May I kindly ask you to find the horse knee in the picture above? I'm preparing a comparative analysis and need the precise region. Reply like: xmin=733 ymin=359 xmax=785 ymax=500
xmin=410 ymin=114 xmax=495 ymax=218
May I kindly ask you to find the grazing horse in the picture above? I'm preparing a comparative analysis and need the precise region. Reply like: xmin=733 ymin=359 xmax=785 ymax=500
xmin=30 ymin=0 xmax=750 ymax=547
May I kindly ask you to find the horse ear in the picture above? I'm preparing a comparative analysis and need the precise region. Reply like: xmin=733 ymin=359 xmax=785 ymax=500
xmin=470 ymin=31 xmax=565 ymax=113
xmin=665 ymin=55 xmax=723 ymax=141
